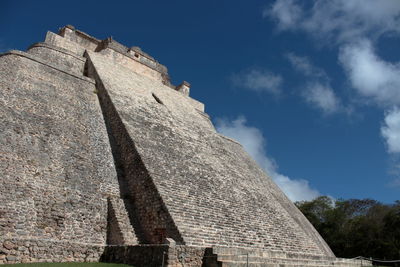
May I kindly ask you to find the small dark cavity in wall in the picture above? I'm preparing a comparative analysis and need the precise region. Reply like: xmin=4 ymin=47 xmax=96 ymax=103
xmin=152 ymin=93 xmax=164 ymax=105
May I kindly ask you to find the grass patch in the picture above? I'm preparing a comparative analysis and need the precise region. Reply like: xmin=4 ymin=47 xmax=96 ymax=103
xmin=2 ymin=263 xmax=132 ymax=267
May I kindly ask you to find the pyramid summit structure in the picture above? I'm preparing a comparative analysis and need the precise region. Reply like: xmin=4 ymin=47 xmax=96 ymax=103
xmin=0 ymin=26 xmax=363 ymax=267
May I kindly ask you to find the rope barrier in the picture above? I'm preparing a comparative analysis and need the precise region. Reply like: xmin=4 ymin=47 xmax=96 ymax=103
xmin=354 ymin=256 xmax=400 ymax=263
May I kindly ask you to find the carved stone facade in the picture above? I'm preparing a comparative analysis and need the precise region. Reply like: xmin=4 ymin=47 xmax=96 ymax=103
xmin=0 ymin=26 xmax=363 ymax=267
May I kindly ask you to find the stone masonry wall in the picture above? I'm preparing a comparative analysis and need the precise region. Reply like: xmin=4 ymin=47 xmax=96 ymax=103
xmin=0 ymin=43 xmax=121 ymax=263
xmin=0 ymin=238 xmax=105 ymax=264
xmin=97 ymin=48 xmax=164 ymax=83
xmin=86 ymin=55 xmax=184 ymax=245
xmin=27 ymin=43 xmax=86 ymax=75
xmin=45 ymin=31 xmax=86 ymax=56
xmin=100 ymin=244 xmax=212 ymax=267
xmin=86 ymin=48 xmax=334 ymax=256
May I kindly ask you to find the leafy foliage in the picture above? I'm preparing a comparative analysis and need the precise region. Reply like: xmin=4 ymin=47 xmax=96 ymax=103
xmin=296 ymin=197 xmax=400 ymax=260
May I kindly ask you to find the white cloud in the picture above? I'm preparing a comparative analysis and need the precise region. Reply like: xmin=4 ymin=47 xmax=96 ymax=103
xmin=286 ymin=53 xmax=326 ymax=79
xmin=263 ymin=0 xmax=303 ymax=31
xmin=215 ymin=116 xmax=320 ymax=201
xmin=231 ymin=69 xmax=282 ymax=95
xmin=381 ymin=109 xmax=400 ymax=186
xmin=303 ymin=83 xmax=340 ymax=114
xmin=381 ymin=108 xmax=400 ymax=154
xmin=266 ymin=0 xmax=400 ymax=43
xmin=286 ymin=53 xmax=341 ymax=114
xmin=339 ymin=39 xmax=400 ymax=107
xmin=273 ymin=173 xmax=320 ymax=202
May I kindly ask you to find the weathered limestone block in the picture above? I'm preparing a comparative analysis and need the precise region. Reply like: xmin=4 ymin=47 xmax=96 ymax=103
xmin=59 ymin=25 xmax=99 ymax=52
xmin=27 ymin=42 xmax=86 ymax=75
xmin=97 ymin=48 xmax=165 ymax=83
xmin=45 ymin=31 xmax=86 ymax=56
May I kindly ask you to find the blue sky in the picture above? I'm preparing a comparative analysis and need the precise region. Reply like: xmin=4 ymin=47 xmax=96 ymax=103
xmin=1 ymin=0 xmax=400 ymax=203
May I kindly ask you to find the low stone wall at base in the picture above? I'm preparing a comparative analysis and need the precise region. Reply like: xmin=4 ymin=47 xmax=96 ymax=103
xmin=168 ymin=245 xmax=218 ymax=267
xmin=0 ymin=238 xmax=105 ymax=264
xmin=0 ymin=238 xmax=214 ymax=266
xmin=101 ymin=245 xmax=168 ymax=267
xmin=101 ymin=245 xmax=215 ymax=267
xmin=0 ymin=240 xmax=363 ymax=267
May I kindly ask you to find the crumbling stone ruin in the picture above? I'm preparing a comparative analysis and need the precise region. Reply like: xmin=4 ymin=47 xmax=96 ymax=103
xmin=0 ymin=26 xmax=364 ymax=267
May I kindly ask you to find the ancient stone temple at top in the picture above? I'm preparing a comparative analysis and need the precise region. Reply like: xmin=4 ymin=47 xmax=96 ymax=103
xmin=0 ymin=26 xmax=363 ymax=266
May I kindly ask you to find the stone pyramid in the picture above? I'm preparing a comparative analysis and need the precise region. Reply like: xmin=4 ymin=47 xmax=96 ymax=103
xmin=0 ymin=26 xmax=363 ymax=267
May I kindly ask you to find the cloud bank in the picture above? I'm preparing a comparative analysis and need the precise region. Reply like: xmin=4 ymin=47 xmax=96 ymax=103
xmin=216 ymin=116 xmax=320 ymax=201
xmin=268 ymin=0 xmax=400 ymax=165
xmin=266 ymin=0 xmax=400 ymax=44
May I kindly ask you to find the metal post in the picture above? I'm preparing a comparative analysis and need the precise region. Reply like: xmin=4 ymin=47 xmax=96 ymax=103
xmin=246 ymin=253 xmax=249 ymax=267
xmin=161 ymin=251 xmax=166 ymax=267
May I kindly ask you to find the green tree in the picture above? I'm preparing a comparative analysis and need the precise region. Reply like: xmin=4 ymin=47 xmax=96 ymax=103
xmin=382 ymin=201 xmax=400 ymax=259
xmin=295 ymin=196 xmax=334 ymax=227
xmin=295 ymin=197 xmax=400 ymax=261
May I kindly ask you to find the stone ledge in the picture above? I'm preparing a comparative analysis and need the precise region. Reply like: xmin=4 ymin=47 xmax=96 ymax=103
xmin=0 ymin=50 xmax=94 ymax=84
xmin=1 ymin=237 xmax=105 ymax=246
xmin=28 ymin=42 xmax=86 ymax=62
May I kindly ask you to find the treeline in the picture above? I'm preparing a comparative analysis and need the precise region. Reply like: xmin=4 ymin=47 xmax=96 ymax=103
xmin=295 ymin=197 xmax=400 ymax=261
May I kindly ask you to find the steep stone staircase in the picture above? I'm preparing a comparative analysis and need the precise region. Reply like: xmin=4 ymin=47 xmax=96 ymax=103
xmin=211 ymin=247 xmax=365 ymax=267
xmin=107 ymin=197 xmax=138 ymax=245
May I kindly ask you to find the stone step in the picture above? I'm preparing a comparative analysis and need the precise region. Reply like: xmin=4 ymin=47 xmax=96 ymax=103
xmin=212 ymin=247 xmax=363 ymax=267
xmin=218 ymin=258 xmax=362 ymax=267
xmin=213 ymin=247 xmax=334 ymax=261
xmin=220 ymin=261 xmax=331 ymax=267
xmin=219 ymin=261 xmax=363 ymax=267
xmin=218 ymin=254 xmax=360 ymax=262
xmin=218 ymin=255 xmax=331 ymax=264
